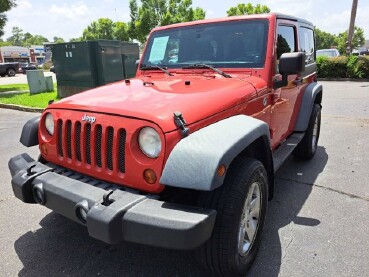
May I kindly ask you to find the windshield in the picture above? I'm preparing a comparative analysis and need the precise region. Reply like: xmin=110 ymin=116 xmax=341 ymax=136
xmin=141 ymin=19 xmax=269 ymax=69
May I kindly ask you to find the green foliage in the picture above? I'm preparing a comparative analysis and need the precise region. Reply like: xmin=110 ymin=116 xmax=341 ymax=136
xmin=114 ymin=22 xmax=129 ymax=42
xmin=0 ymin=91 xmax=58 ymax=108
xmin=23 ymin=34 xmax=49 ymax=46
xmin=315 ymin=28 xmax=338 ymax=50
xmin=6 ymin=27 xmax=49 ymax=46
xmin=129 ymin=0 xmax=206 ymax=43
xmin=6 ymin=26 xmax=23 ymax=46
xmin=317 ymin=56 xmax=369 ymax=78
xmin=83 ymin=18 xmax=115 ymax=40
xmin=82 ymin=18 xmax=129 ymax=42
xmin=227 ymin=3 xmax=270 ymax=16
xmin=0 ymin=0 xmax=16 ymax=37
xmin=53 ymin=36 xmax=65 ymax=43
xmin=69 ymin=37 xmax=82 ymax=42
xmin=347 ymin=56 xmax=369 ymax=78
xmin=337 ymin=26 xmax=365 ymax=54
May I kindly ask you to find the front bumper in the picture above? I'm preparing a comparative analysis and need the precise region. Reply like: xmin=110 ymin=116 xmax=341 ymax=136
xmin=8 ymin=153 xmax=216 ymax=250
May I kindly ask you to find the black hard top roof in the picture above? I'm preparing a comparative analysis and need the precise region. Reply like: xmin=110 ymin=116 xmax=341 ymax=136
xmin=273 ymin=13 xmax=314 ymax=27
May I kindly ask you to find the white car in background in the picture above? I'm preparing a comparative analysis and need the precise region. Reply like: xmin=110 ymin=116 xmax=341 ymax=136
xmin=316 ymin=49 xmax=340 ymax=58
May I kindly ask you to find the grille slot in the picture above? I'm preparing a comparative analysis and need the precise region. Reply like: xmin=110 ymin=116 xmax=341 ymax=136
xmin=106 ymin=127 xmax=114 ymax=170
xmin=85 ymin=123 xmax=91 ymax=165
xmin=118 ymin=129 xmax=126 ymax=173
xmin=57 ymin=120 xmax=63 ymax=157
xmin=75 ymin=122 xmax=81 ymax=162
xmin=95 ymin=125 xmax=102 ymax=168
xmin=66 ymin=120 xmax=72 ymax=159
xmin=56 ymin=119 xmax=126 ymax=173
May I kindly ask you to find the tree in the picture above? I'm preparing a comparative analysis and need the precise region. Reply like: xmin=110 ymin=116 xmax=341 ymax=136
xmin=128 ymin=0 xmax=206 ymax=43
xmin=315 ymin=28 xmax=339 ymax=50
xmin=227 ymin=3 xmax=270 ymax=16
xmin=114 ymin=22 xmax=129 ymax=42
xmin=6 ymin=26 xmax=23 ymax=46
xmin=82 ymin=18 xmax=115 ymax=40
xmin=53 ymin=36 xmax=65 ymax=43
xmin=24 ymin=34 xmax=49 ymax=46
xmin=337 ymin=26 xmax=365 ymax=54
xmin=69 ymin=37 xmax=82 ymax=42
xmin=0 ymin=0 xmax=16 ymax=38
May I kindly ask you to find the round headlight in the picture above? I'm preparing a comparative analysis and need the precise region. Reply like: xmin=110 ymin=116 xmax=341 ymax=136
xmin=138 ymin=127 xmax=162 ymax=158
xmin=45 ymin=113 xmax=54 ymax=135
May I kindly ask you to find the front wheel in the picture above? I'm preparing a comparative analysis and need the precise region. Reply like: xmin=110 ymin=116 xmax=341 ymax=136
xmin=195 ymin=157 xmax=268 ymax=277
xmin=7 ymin=68 xmax=16 ymax=77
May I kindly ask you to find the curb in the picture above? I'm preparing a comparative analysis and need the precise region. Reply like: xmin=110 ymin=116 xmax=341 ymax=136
xmin=318 ymin=78 xmax=369 ymax=82
xmin=0 ymin=103 xmax=43 ymax=113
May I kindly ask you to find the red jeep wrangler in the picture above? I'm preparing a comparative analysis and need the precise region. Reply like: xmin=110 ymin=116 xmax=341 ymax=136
xmin=9 ymin=13 xmax=322 ymax=276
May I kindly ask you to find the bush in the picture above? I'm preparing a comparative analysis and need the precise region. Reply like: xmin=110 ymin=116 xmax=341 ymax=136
xmin=317 ymin=56 xmax=348 ymax=78
xmin=317 ymin=55 xmax=369 ymax=79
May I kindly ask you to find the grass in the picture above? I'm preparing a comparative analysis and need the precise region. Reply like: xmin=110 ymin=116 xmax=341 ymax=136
xmin=0 ymin=84 xmax=59 ymax=108
xmin=0 ymin=91 xmax=59 ymax=108
xmin=0 ymin=84 xmax=29 ymax=92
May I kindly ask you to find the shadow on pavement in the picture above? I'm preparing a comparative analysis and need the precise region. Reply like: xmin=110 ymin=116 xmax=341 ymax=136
xmin=14 ymin=146 xmax=328 ymax=277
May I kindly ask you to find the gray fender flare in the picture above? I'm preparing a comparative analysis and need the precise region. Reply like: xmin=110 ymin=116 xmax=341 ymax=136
xmin=294 ymin=82 xmax=322 ymax=132
xmin=20 ymin=116 xmax=40 ymax=147
xmin=160 ymin=115 xmax=271 ymax=191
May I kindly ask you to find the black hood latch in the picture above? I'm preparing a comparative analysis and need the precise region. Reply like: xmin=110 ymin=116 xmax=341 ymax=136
xmin=173 ymin=112 xmax=189 ymax=138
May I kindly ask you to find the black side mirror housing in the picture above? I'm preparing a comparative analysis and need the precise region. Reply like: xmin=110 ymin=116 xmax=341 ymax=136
xmin=274 ymin=52 xmax=306 ymax=89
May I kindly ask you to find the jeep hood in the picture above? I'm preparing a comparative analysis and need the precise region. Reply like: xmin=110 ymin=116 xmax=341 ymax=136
xmin=51 ymin=75 xmax=263 ymax=133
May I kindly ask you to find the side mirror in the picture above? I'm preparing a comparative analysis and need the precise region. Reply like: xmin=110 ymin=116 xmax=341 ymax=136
xmin=274 ymin=52 xmax=305 ymax=89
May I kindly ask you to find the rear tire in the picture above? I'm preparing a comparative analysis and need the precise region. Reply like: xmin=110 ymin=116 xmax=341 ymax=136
xmin=195 ymin=157 xmax=268 ymax=277
xmin=293 ymin=104 xmax=321 ymax=160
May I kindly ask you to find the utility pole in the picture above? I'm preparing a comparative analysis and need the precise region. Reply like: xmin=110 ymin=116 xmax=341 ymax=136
xmin=346 ymin=0 xmax=358 ymax=55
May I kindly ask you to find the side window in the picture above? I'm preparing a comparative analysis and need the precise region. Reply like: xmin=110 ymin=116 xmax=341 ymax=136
xmin=299 ymin=27 xmax=315 ymax=63
xmin=277 ymin=25 xmax=296 ymax=59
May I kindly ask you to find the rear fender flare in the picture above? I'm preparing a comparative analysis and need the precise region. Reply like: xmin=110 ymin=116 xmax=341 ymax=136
xmin=295 ymin=82 xmax=322 ymax=132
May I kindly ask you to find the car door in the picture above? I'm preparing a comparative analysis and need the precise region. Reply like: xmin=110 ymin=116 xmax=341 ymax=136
xmin=270 ymin=21 xmax=300 ymax=149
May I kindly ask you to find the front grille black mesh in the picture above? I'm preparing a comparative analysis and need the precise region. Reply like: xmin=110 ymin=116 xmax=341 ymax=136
xmin=57 ymin=120 xmax=63 ymax=157
xmin=106 ymin=127 xmax=114 ymax=170
xmin=75 ymin=122 xmax=81 ymax=162
xmin=118 ymin=129 xmax=126 ymax=173
xmin=66 ymin=120 xmax=72 ymax=158
xmin=85 ymin=123 xmax=91 ymax=165
xmin=95 ymin=125 xmax=102 ymax=168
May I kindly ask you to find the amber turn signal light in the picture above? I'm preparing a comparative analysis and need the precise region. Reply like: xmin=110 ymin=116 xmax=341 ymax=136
xmin=41 ymin=144 xmax=48 ymax=155
xmin=217 ymin=164 xmax=226 ymax=177
xmin=144 ymin=169 xmax=157 ymax=184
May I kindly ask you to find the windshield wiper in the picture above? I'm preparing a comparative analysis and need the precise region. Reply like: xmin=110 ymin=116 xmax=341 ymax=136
xmin=140 ymin=65 xmax=173 ymax=76
xmin=182 ymin=64 xmax=231 ymax=78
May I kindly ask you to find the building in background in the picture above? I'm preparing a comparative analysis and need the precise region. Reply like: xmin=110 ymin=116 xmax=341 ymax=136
xmin=0 ymin=46 xmax=31 ymax=63
xmin=0 ymin=45 xmax=51 ymax=64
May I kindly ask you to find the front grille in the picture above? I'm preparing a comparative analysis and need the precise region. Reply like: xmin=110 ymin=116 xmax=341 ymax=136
xmin=57 ymin=120 xmax=126 ymax=173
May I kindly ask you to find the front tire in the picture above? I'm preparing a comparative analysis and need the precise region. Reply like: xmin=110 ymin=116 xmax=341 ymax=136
xmin=7 ymin=68 xmax=16 ymax=77
xmin=195 ymin=157 xmax=268 ymax=277
xmin=293 ymin=103 xmax=321 ymax=160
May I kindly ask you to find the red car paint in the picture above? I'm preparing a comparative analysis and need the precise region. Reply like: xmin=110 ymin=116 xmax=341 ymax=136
xmin=39 ymin=13 xmax=316 ymax=193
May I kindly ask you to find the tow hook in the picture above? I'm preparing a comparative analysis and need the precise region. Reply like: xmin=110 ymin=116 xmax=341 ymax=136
xmin=174 ymin=111 xmax=189 ymax=137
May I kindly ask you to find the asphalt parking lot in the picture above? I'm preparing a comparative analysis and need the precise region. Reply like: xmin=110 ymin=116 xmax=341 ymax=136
xmin=1 ymin=81 xmax=369 ymax=276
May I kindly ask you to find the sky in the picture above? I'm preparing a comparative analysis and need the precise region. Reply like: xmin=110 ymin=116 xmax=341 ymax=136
xmin=2 ymin=0 xmax=369 ymax=42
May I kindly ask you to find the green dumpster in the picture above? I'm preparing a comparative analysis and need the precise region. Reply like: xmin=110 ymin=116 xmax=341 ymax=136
xmin=51 ymin=40 xmax=139 ymax=98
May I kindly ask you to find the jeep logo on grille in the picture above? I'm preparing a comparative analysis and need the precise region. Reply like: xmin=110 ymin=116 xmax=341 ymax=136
xmin=82 ymin=114 xmax=96 ymax=124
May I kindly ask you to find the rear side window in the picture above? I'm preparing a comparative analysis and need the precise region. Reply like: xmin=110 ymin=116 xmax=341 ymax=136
xmin=299 ymin=27 xmax=315 ymax=63
xmin=277 ymin=25 xmax=296 ymax=59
